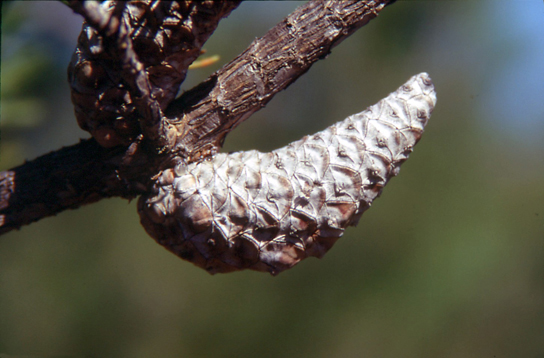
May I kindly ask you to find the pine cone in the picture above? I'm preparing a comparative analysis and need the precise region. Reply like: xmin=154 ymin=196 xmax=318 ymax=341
xmin=67 ymin=1 xmax=240 ymax=147
xmin=138 ymin=73 xmax=437 ymax=275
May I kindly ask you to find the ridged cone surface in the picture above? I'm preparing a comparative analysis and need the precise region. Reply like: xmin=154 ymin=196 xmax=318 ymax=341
xmin=138 ymin=73 xmax=437 ymax=275
xmin=68 ymin=1 xmax=238 ymax=147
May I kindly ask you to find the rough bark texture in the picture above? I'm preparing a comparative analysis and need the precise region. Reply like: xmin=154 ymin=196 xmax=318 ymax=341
xmin=0 ymin=0 xmax=397 ymax=239
xmin=166 ymin=0 xmax=395 ymax=162
xmin=139 ymin=73 xmax=436 ymax=275
xmin=0 ymin=140 xmax=142 ymax=233
xmin=67 ymin=0 xmax=241 ymax=148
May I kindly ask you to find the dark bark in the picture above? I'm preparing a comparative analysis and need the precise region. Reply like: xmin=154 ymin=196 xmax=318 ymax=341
xmin=0 ymin=139 xmax=137 ymax=234
xmin=67 ymin=0 xmax=242 ymax=148
xmin=0 ymin=0 xmax=395 ymax=236
xmin=167 ymin=0 xmax=396 ymax=160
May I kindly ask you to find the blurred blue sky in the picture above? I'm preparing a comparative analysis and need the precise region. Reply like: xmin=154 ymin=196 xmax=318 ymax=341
xmin=481 ymin=1 xmax=544 ymax=141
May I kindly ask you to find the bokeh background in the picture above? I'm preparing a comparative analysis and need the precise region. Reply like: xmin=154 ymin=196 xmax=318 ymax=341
xmin=1 ymin=1 xmax=544 ymax=357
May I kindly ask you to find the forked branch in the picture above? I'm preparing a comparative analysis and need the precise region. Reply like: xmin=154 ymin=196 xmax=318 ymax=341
xmin=0 ymin=0 xmax=396 ymax=236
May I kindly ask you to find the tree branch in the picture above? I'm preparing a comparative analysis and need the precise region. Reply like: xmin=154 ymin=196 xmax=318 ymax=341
xmin=167 ymin=0 xmax=396 ymax=160
xmin=0 ymin=0 xmax=396 ymax=236
xmin=0 ymin=139 xmax=139 ymax=234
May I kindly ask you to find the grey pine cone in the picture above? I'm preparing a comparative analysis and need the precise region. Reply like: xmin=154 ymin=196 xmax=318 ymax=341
xmin=138 ymin=73 xmax=437 ymax=275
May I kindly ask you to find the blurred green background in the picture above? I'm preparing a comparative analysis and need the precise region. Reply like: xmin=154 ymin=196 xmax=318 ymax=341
xmin=1 ymin=1 xmax=544 ymax=357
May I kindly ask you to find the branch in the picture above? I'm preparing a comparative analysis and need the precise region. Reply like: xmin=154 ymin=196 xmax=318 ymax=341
xmin=0 ymin=139 xmax=144 ymax=235
xmin=0 ymin=0 xmax=396 ymax=236
xmin=167 ymin=0 xmax=397 ymax=160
